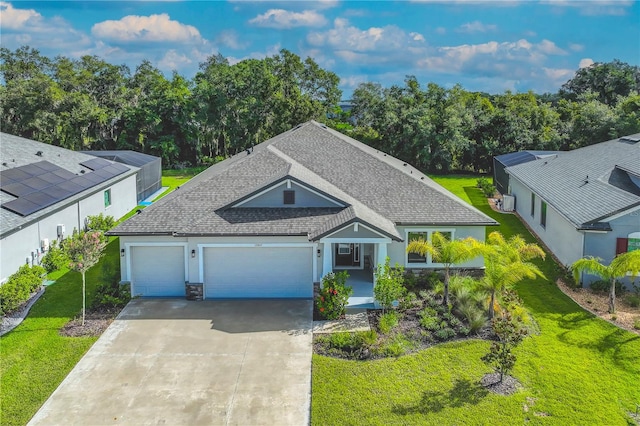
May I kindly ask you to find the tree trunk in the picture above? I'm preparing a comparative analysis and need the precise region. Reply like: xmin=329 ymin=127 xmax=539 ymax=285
xmin=488 ymin=290 xmax=496 ymax=319
xmin=608 ymin=278 xmax=616 ymax=314
xmin=443 ymin=268 xmax=450 ymax=306
xmin=82 ymin=272 xmax=86 ymax=326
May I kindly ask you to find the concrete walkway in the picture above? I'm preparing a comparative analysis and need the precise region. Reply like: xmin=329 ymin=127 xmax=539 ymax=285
xmin=29 ymin=299 xmax=313 ymax=426
xmin=312 ymin=308 xmax=371 ymax=333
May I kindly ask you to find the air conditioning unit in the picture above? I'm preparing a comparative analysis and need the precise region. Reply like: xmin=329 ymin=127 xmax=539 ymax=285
xmin=502 ymin=194 xmax=515 ymax=212
xmin=41 ymin=238 xmax=50 ymax=252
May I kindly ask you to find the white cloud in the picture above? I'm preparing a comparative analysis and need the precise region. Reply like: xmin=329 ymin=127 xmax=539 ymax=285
xmin=542 ymin=0 xmax=633 ymax=15
xmin=248 ymin=9 xmax=327 ymax=29
xmin=215 ymin=30 xmax=249 ymax=50
xmin=92 ymin=13 xmax=203 ymax=43
xmin=308 ymin=19 xmax=424 ymax=55
xmin=158 ymin=49 xmax=193 ymax=70
xmin=435 ymin=27 xmax=446 ymax=35
xmin=456 ymin=20 xmax=497 ymax=33
xmin=568 ymin=43 xmax=584 ymax=52
xmin=579 ymin=58 xmax=595 ymax=68
xmin=537 ymin=39 xmax=567 ymax=55
xmin=0 ymin=1 xmax=40 ymax=30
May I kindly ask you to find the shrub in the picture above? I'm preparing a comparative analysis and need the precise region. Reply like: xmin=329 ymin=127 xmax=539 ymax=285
xmin=590 ymin=279 xmax=624 ymax=294
xmin=457 ymin=303 xmax=488 ymax=334
xmin=626 ymin=294 xmax=640 ymax=308
xmin=398 ymin=291 xmax=419 ymax=311
xmin=40 ymin=240 xmax=69 ymax=273
xmin=85 ymin=213 xmax=115 ymax=233
xmin=634 ymin=320 xmax=640 ymax=330
xmin=378 ymin=311 xmax=399 ymax=334
xmin=403 ymin=271 xmax=417 ymax=291
xmin=326 ymin=331 xmax=378 ymax=359
xmin=0 ymin=264 xmax=46 ymax=315
xmin=482 ymin=311 xmax=528 ymax=383
xmin=419 ymin=310 xmax=441 ymax=331
xmin=374 ymin=258 xmax=406 ymax=314
xmin=91 ymin=259 xmax=130 ymax=312
xmin=435 ymin=328 xmax=456 ymax=341
xmin=316 ymin=271 xmax=352 ymax=320
xmin=476 ymin=177 xmax=496 ymax=198
xmin=380 ymin=334 xmax=411 ymax=357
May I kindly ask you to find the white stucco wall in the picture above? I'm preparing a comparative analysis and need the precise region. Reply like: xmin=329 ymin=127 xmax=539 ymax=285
xmin=510 ymin=177 xmax=584 ymax=267
xmin=1 ymin=175 xmax=138 ymax=282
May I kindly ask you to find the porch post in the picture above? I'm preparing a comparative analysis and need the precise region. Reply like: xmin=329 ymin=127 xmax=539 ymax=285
xmin=321 ymin=241 xmax=333 ymax=283
xmin=375 ymin=242 xmax=388 ymax=286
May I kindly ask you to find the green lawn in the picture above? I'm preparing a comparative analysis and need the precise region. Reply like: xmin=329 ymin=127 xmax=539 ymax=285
xmin=0 ymin=241 xmax=119 ymax=426
xmin=312 ymin=175 xmax=640 ymax=425
xmin=0 ymin=169 xmax=200 ymax=425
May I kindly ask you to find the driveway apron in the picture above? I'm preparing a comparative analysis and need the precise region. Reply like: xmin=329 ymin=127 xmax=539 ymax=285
xmin=28 ymin=299 xmax=313 ymax=426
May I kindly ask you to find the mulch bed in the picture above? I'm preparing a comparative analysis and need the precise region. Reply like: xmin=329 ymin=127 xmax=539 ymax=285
xmin=59 ymin=309 xmax=119 ymax=338
xmin=480 ymin=372 xmax=521 ymax=396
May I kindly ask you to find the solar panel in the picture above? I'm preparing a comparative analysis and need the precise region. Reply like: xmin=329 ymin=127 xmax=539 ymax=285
xmin=23 ymin=176 xmax=51 ymax=191
xmin=52 ymin=169 xmax=77 ymax=180
xmin=110 ymin=163 xmax=130 ymax=173
xmin=69 ymin=176 xmax=94 ymax=189
xmin=19 ymin=164 xmax=49 ymax=177
xmin=1 ymin=182 xmax=36 ymax=197
xmin=46 ymin=184 xmax=75 ymax=200
xmin=33 ymin=161 xmax=59 ymax=172
xmin=23 ymin=191 xmax=58 ymax=208
xmin=39 ymin=172 xmax=66 ymax=185
xmin=0 ymin=168 xmax=32 ymax=182
xmin=0 ymin=174 xmax=16 ymax=187
xmin=83 ymin=173 xmax=104 ymax=184
xmin=80 ymin=158 xmax=111 ymax=170
xmin=92 ymin=168 xmax=115 ymax=179
xmin=1 ymin=198 xmax=41 ymax=216
xmin=57 ymin=180 xmax=85 ymax=194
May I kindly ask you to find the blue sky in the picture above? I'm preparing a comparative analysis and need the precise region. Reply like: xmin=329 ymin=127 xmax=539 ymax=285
xmin=1 ymin=1 xmax=638 ymax=97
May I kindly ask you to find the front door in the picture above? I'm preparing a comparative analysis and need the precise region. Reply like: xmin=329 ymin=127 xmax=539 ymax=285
xmin=335 ymin=243 xmax=361 ymax=267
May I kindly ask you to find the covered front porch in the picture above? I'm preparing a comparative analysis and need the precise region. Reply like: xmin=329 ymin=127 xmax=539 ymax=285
xmin=338 ymin=268 xmax=375 ymax=308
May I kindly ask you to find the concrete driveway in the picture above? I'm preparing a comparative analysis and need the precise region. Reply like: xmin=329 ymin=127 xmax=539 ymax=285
xmin=29 ymin=299 xmax=313 ymax=426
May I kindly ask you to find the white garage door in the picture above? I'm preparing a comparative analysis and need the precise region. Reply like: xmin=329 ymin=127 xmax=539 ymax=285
xmin=204 ymin=247 xmax=313 ymax=298
xmin=130 ymin=246 xmax=185 ymax=297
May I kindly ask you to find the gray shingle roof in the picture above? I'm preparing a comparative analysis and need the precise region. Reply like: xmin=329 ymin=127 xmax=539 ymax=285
xmin=1 ymin=133 xmax=137 ymax=237
xmin=110 ymin=121 xmax=496 ymax=240
xmin=506 ymin=134 xmax=640 ymax=228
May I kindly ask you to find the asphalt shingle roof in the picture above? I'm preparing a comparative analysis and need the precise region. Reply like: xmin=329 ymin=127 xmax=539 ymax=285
xmin=110 ymin=121 xmax=496 ymax=240
xmin=506 ymin=134 xmax=640 ymax=228
xmin=1 ymin=133 xmax=137 ymax=237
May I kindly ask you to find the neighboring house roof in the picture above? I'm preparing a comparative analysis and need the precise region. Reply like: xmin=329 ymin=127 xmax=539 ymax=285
xmin=0 ymin=133 xmax=137 ymax=237
xmin=506 ymin=133 xmax=640 ymax=230
xmin=109 ymin=121 xmax=496 ymax=240
xmin=494 ymin=150 xmax=559 ymax=168
xmin=81 ymin=150 xmax=159 ymax=168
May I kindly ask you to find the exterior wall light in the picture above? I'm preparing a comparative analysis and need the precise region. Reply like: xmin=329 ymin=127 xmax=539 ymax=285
xmin=191 ymin=249 xmax=196 ymax=258
xmin=120 ymin=249 xmax=125 ymax=257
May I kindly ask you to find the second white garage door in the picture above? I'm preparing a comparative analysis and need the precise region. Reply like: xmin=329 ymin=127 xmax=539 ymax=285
xmin=204 ymin=247 xmax=313 ymax=298
xmin=130 ymin=246 xmax=186 ymax=297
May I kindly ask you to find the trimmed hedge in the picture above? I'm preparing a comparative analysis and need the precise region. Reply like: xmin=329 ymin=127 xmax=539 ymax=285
xmin=0 ymin=264 xmax=46 ymax=315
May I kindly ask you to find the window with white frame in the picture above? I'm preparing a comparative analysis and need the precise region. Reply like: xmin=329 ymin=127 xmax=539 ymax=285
xmin=406 ymin=229 xmax=454 ymax=266
xmin=104 ymin=189 xmax=111 ymax=208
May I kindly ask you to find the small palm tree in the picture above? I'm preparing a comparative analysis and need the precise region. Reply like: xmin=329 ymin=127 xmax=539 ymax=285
xmin=571 ymin=250 xmax=640 ymax=314
xmin=480 ymin=232 xmax=546 ymax=319
xmin=407 ymin=232 xmax=484 ymax=306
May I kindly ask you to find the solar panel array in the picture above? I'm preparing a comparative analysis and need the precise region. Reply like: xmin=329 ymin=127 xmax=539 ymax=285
xmin=0 ymin=160 xmax=129 ymax=217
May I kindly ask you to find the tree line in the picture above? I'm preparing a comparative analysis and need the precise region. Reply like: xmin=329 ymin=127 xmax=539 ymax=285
xmin=1 ymin=46 xmax=638 ymax=172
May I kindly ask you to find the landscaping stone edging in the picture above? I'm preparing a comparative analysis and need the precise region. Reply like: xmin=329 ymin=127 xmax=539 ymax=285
xmin=0 ymin=287 xmax=46 ymax=336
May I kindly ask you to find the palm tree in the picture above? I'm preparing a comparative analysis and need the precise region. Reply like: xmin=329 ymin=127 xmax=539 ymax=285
xmin=480 ymin=232 xmax=546 ymax=318
xmin=571 ymin=250 xmax=640 ymax=314
xmin=407 ymin=232 xmax=484 ymax=306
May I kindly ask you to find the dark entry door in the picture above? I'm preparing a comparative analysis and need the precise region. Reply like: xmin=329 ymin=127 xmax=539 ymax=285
xmin=335 ymin=243 xmax=361 ymax=267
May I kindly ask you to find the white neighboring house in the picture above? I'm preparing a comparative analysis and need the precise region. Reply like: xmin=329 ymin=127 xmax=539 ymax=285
xmin=108 ymin=121 xmax=498 ymax=304
xmin=0 ymin=133 xmax=139 ymax=282
xmin=505 ymin=134 xmax=640 ymax=285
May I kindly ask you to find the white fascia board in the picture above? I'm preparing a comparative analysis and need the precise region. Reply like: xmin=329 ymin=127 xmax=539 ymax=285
xmin=322 ymin=221 xmax=392 ymax=240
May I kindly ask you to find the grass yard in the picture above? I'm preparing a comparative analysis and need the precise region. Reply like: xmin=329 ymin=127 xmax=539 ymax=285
xmin=0 ymin=241 xmax=119 ymax=426
xmin=312 ymin=175 xmax=640 ymax=425
xmin=0 ymin=169 xmax=200 ymax=426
